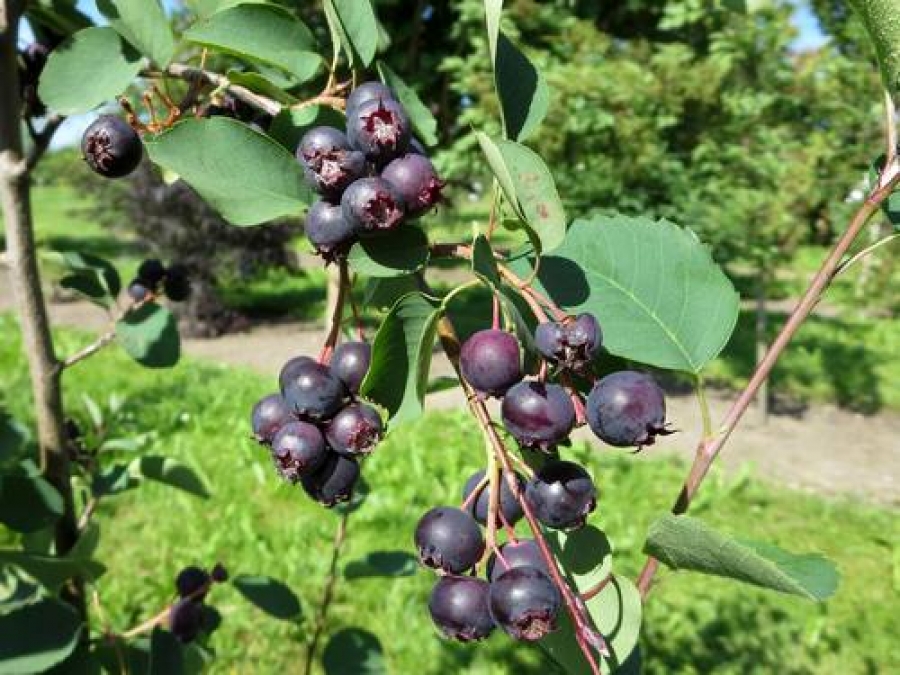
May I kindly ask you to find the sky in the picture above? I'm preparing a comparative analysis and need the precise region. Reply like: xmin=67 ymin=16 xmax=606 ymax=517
xmin=35 ymin=0 xmax=829 ymax=149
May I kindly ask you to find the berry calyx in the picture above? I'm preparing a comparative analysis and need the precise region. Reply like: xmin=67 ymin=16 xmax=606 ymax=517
xmin=271 ymin=421 xmax=329 ymax=482
xmin=301 ymin=453 xmax=360 ymax=507
xmin=347 ymin=98 xmax=411 ymax=161
xmin=81 ymin=115 xmax=143 ymax=178
xmin=341 ymin=177 xmax=405 ymax=234
xmin=524 ymin=460 xmax=597 ymax=530
xmin=500 ymin=381 xmax=576 ymax=450
xmin=461 ymin=469 xmax=524 ymax=527
xmin=414 ymin=506 xmax=485 ymax=574
xmin=305 ymin=200 xmax=358 ymax=260
xmin=535 ymin=313 xmax=602 ymax=372
xmin=325 ymin=403 xmax=383 ymax=456
xmin=459 ymin=329 xmax=523 ymax=397
xmin=381 ymin=153 xmax=444 ymax=217
xmin=586 ymin=370 xmax=670 ymax=448
xmin=250 ymin=393 xmax=294 ymax=445
xmin=330 ymin=341 xmax=371 ymax=395
xmin=489 ymin=566 xmax=560 ymax=642
xmin=281 ymin=360 xmax=346 ymax=421
xmin=296 ymin=126 xmax=366 ymax=198
xmin=428 ymin=576 xmax=495 ymax=642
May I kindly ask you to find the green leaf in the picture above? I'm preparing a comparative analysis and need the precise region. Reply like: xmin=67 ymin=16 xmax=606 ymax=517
xmin=471 ymin=234 xmax=501 ymax=287
xmin=324 ymin=0 xmax=378 ymax=68
xmin=0 ymin=412 xmax=29 ymax=466
xmin=484 ymin=0 xmax=503 ymax=62
xmin=131 ymin=456 xmax=210 ymax=498
xmin=347 ymin=228 xmax=430 ymax=278
xmin=548 ymin=525 xmax=613 ymax=593
xmin=0 ymin=598 xmax=82 ymax=674
xmin=232 ymin=575 xmax=301 ymax=620
xmin=514 ymin=214 xmax=740 ymax=373
xmin=847 ymin=0 xmax=900 ymax=92
xmin=146 ymin=118 xmax=312 ymax=226
xmin=38 ymin=27 xmax=143 ymax=115
xmin=149 ymin=627 xmax=183 ymax=675
xmin=376 ymin=62 xmax=438 ymax=147
xmin=226 ymin=70 xmax=299 ymax=105
xmin=0 ymin=474 xmax=63 ymax=533
xmin=494 ymin=32 xmax=549 ymax=141
xmin=645 ymin=514 xmax=840 ymax=600
xmin=475 ymin=133 xmax=566 ymax=254
xmin=0 ymin=551 xmax=105 ymax=594
xmin=323 ymin=629 xmax=386 ymax=675
xmin=184 ymin=4 xmax=321 ymax=82
xmin=343 ymin=551 xmax=417 ymax=579
xmin=360 ymin=292 xmax=442 ymax=425
xmin=185 ymin=0 xmax=267 ymax=19
xmin=92 ymin=464 xmax=136 ymax=497
xmin=116 ymin=303 xmax=180 ymax=368
xmin=97 ymin=0 xmax=175 ymax=67
xmin=55 ymin=251 xmax=121 ymax=298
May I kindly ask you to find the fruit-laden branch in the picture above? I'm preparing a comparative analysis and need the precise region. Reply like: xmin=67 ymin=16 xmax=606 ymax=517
xmin=636 ymin=149 xmax=900 ymax=598
xmin=0 ymin=0 xmax=83 ymax=613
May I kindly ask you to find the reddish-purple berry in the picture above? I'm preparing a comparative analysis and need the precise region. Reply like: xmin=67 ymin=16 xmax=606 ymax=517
xmin=489 ymin=567 xmax=560 ymax=642
xmin=81 ymin=115 xmax=142 ymax=178
xmin=524 ymin=460 xmax=596 ymax=530
xmin=301 ymin=453 xmax=360 ymax=507
xmin=346 ymin=81 xmax=395 ymax=115
xmin=297 ymin=126 xmax=366 ymax=198
xmin=325 ymin=403 xmax=383 ymax=456
xmin=460 ymin=329 xmax=522 ymax=397
xmin=500 ymin=381 xmax=575 ymax=450
xmin=250 ymin=393 xmax=294 ymax=445
xmin=414 ymin=507 xmax=484 ymax=574
xmin=330 ymin=341 xmax=371 ymax=394
xmin=381 ymin=153 xmax=444 ymax=217
xmin=428 ymin=576 xmax=495 ymax=642
xmin=169 ymin=598 xmax=204 ymax=643
xmin=487 ymin=539 xmax=550 ymax=582
xmin=462 ymin=470 xmax=524 ymax=527
xmin=271 ymin=421 xmax=329 ymax=482
xmin=341 ymin=177 xmax=405 ymax=234
xmin=347 ymin=98 xmax=411 ymax=161
xmin=281 ymin=360 xmax=346 ymax=421
xmin=175 ymin=566 xmax=210 ymax=600
xmin=305 ymin=200 xmax=358 ymax=259
xmin=586 ymin=371 xmax=670 ymax=448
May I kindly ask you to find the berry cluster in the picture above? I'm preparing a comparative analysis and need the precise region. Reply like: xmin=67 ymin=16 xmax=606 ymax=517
xmin=127 ymin=258 xmax=191 ymax=303
xmin=167 ymin=563 xmax=227 ymax=643
xmin=250 ymin=341 xmax=379 ymax=507
xmin=297 ymin=82 xmax=444 ymax=260
xmin=415 ymin=312 xmax=672 ymax=643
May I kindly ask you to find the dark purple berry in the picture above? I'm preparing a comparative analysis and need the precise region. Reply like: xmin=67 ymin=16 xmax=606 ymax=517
xmin=281 ymin=360 xmax=346 ymax=421
xmin=489 ymin=567 xmax=560 ymax=641
xmin=487 ymin=539 xmax=550 ymax=582
xmin=271 ymin=421 xmax=328 ymax=482
xmin=535 ymin=313 xmax=602 ymax=372
xmin=210 ymin=563 xmax=228 ymax=583
xmin=381 ymin=154 xmax=444 ymax=217
xmin=325 ymin=403 xmax=383 ymax=456
xmin=534 ymin=322 xmax=566 ymax=363
xmin=127 ymin=280 xmax=151 ymax=303
xmin=168 ymin=598 xmax=204 ymax=643
xmin=346 ymin=81 xmax=395 ymax=115
xmin=81 ymin=115 xmax=142 ymax=178
xmin=414 ymin=506 xmax=484 ymax=575
xmin=462 ymin=470 xmax=524 ymax=527
xmin=163 ymin=264 xmax=191 ymax=302
xmin=500 ymin=381 xmax=575 ymax=450
xmin=330 ymin=341 xmax=371 ymax=394
xmin=301 ymin=453 xmax=360 ymax=507
xmin=347 ymin=98 xmax=411 ymax=161
xmin=586 ymin=371 xmax=669 ymax=448
xmin=460 ymin=329 xmax=523 ymax=397
xmin=137 ymin=258 xmax=166 ymax=287
xmin=305 ymin=200 xmax=358 ymax=259
xmin=251 ymin=393 xmax=294 ymax=445
xmin=278 ymin=356 xmax=315 ymax=393
xmin=297 ymin=126 xmax=367 ymax=197
xmin=524 ymin=460 xmax=596 ymax=530
xmin=341 ymin=177 xmax=405 ymax=234
xmin=175 ymin=566 xmax=210 ymax=600
xmin=429 ymin=576 xmax=495 ymax=642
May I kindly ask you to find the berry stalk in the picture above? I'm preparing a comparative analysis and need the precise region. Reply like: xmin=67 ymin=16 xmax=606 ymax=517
xmin=318 ymin=259 xmax=351 ymax=364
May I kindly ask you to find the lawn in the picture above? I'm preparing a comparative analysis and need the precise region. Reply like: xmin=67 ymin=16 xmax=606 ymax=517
xmin=1 ymin=315 xmax=898 ymax=674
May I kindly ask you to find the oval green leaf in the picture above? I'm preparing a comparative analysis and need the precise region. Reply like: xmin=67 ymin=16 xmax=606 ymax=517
xmin=0 ymin=599 xmax=83 ymax=674
xmin=116 ymin=303 xmax=180 ymax=369
xmin=184 ymin=3 xmax=321 ymax=82
xmin=323 ymin=629 xmax=386 ymax=675
xmin=343 ymin=551 xmax=417 ymax=580
xmin=232 ymin=575 xmax=302 ymax=620
xmin=39 ymin=27 xmax=143 ymax=115
xmin=97 ymin=0 xmax=175 ymax=67
xmin=0 ymin=474 xmax=63 ymax=534
xmin=324 ymin=0 xmax=378 ymax=68
xmin=131 ymin=456 xmax=210 ymax=499
xmin=495 ymin=31 xmax=549 ymax=141
xmin=515 ymin=214 xmax=740 ymax=373
xmin=347 ymin=227 xmax=430 ymax=278
xmin=145 ymin=118 xmax=312 ymax=226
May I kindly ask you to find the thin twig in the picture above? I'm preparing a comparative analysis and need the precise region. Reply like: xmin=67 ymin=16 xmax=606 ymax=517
xmin=833 ymin=232 xmax=900 ymax=278
xmin=319 ymin=260 xmax=350 ymax=364
xmin=62 ymin=330 xmax=116 ymax=370
xmin=145 ymin=64 xmax=283 ymax=117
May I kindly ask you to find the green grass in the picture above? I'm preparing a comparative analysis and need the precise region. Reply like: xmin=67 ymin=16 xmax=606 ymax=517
xmin=1 ymin=315 xmax=898 ymax=674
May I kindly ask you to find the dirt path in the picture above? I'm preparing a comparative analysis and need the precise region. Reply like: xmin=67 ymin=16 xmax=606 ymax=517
xmin=3 ymin=268 xmax=898 ymax=506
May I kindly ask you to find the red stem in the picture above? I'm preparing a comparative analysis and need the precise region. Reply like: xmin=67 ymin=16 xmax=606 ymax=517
xmin=318 ymin=260 xmax=350 ymax=364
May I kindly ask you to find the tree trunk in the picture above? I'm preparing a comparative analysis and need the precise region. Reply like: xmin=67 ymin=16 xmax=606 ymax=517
xmin=0 ymin=2 xmax=81 ymax=584
xmin=755 ymin=271 xmax=769 ymax=423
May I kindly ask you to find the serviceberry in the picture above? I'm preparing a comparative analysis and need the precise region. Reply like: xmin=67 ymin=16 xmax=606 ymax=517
xmin=325 ymin=403 xmax=383 ymax=456
xmin=330 ymin=341 xmax=371 ymax=394
xmin=462 ymin=469 xmax=524 ymax=527
xmin=489 ymin=566 xmax=560 ymax=642
xmin=586 ymin=370 xmax=670 ymax=448
xmin=301 ymin=453 xmax=360 ymax=507
xmin=414 ymin=506 xmax=484 ymax=574
xmin=127 ymin=280 xmax=151 ymax=303
xmin=381 ymin=153 xmax=444 ymax=217
xmin=459 ymin=329 xmax=523 ymax=397
xmin=429 ymin=576 xmax=495 ymax=642
xmin=271 ymin=421 xmax=329 ymax=482
xmin=251 ymin=393 xmax=294 ymax=445
xmin=524 ymin=460 xmax=596 ymax=530
xmin=346 ymin=81 xmax=395 ymax=116
xmin=501 ymin=381 xmax=576 ymax=450
xmin=278 ymin=355 xmax=315 ymax=393
xmin=305 ymin=200 xmax=358 ymax=259
xmin=296 ymin=126 xmax=366 ymax=198
xmin=347 ymin=98 xmax=411 ymax=161
xmin=175 ymin=566 xmax=210 ymax=600
xmin=137 ymin=259 xmax=166 ymax=288
xmin=341 ymin=177 xmax=405 ymax=234
xmin=535 ymin=313 xmax=602 ymax=372
xmin=81 ymin=115 xmax=142 ymax=178
xmin=210 ymin=563 xmax=229 ymax=583
xmin=163 ymin=264 xmax=191 ymax=302
xmin=487 ymin=539 xmax=550 ymax=582
xmin=281 ymin=360 xmax=346 ymax=421
xmin=168 ymin=598 xmax=204 ymax=643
